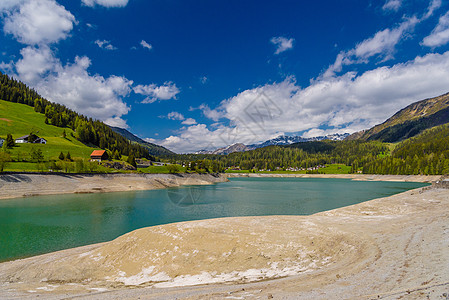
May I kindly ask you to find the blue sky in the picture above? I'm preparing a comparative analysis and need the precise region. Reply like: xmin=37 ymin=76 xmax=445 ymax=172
xmin=1 ymin=0 xmax=449 ymax=153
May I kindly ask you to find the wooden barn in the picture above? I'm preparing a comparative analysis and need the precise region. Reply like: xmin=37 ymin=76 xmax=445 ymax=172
xmin=90 ymin=150 xmax=109 ymax=162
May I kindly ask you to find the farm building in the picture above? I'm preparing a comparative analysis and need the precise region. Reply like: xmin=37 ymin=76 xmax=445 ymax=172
xmin=15 ymin=135 xmax=47 ymax=144
xmin=15 ymin=135 xmax=29 ymax=144
xmin=90 ymin=150 xmax=109 ymax=162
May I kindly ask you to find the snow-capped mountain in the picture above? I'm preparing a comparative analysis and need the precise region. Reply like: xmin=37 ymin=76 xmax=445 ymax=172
xmin=194 ymin=133 xmax=350 ymax=154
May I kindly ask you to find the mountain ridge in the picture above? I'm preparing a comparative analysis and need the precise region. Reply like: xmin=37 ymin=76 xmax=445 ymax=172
xmin=109 ymin=126 xmax=174 ymax=157
xmin=347 ymin=92 xmax=449 ymax=142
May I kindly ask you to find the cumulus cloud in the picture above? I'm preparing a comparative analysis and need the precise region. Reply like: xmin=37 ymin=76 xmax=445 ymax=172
xmin=323 ymin=17 xmax=418 ymax=77
xmin=157 ymin=51 xmax=449 ymax=153
xmin=0 ymin=0 xmax=25 ymax=11
xmin=197 ymin=104 xmax=224 ymax=122
xmin=382 ymin=0 xmax=402 ymax=12
xmin=3 ymin=0 xmax=76 ymax=45
xmin=167 ymin=111 xmax=185 ymax=121
xmin=422 ymin=11 xmax=449 ymax=47
xmin=95 ymin=39 xmax=117 ymax=50
xmin=182 ymin=118 xmax=197 ymax=125
xmin=82 ymin=0 xmax=129 ymax=8
xmin=11 ymin=46 xmax=133 ymax=127
xmin=140 ymin=40 xmax=153 ymax=50
xmin=134 ymin=82 xmax=180 ymax=103
xmin=270 ymin=36 xmax=294 ymax=55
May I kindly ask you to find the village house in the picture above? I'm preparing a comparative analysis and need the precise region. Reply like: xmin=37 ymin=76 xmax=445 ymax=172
xmin=90 ymin=150 xmax=109 ymax=162
xmin=14 ymin=135 xmax=47 ymax=144
xmin=0 ymin=138 xmax=4 ymax=147
xmin=15 ymin=135 xmax=29 ymax=144
xmin=34 ymin=138 xmax=47 ymax=144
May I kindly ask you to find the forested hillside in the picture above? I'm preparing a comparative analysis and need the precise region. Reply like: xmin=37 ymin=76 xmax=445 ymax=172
xmin=0 ymin=72 xmax=150 ymax=159
xmin=362 ymin=124 xmax=449 ymax=175
xmin=110 ymin=126 xmax=174 ymax=157
xmin=350 ymin=92 xmax=449 ymax=142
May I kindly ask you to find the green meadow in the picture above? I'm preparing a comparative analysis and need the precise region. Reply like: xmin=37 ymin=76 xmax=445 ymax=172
xmin=0 ymin=100 xmax=101 ymax=171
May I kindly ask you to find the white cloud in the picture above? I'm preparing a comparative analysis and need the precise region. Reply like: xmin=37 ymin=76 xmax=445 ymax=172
xmin=198 ymin=104 xmax=224 ymax=122
xmin=270 ymin=37 xmax=294 ymax=55
xmin=182 ymin=118 xmax=197 ymax=125
xmin=323 ymin=17 xmax=418 ymax=77
xmin=134 ymin=82 xmax=180 ymax=103
xmin=423 ymin=0 xmax=442 ymax=20
xmin=167 ymin=111 xmax=185 ymax=121
xmin=82 ymin=0 xmax=129 ymax=8
xmin=200 ymin=76 xmax=208 ymax=84
xmin=382 ymin=0 xmax=402 ymax=12
xmin=422 ymin=11 xmax=449 ymax=47
xmin=11 ymin=46 xmax=133 ymax=127
xmin=0 ymin=0 xmax=25 ymax=11
xmin=140 ymin=40 xmax=153 ymax=50
xmin=157 ymin=51 xmax=449 ymax=153
xmin=95 ymin=39 xmax=117 ymax=50
xmin=3 ymin=0 xmax=76 ymax=45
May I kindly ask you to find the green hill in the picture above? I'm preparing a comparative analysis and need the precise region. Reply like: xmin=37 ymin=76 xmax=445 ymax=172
xmin=109 ymin=126 xmax=174 ymax=157
xmin=350 ymin=92 xmax=449 ymax=142
xmin=0 ymin=100 xmax=101 ymax=170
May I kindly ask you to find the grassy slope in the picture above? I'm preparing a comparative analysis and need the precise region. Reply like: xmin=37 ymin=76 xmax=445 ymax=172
xmin=0 ymin=100 xmax=99 ymax=165
xmin=360 ymin=92 xmax=449 ymax=141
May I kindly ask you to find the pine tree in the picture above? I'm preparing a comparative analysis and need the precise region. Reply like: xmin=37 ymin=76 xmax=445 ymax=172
xmin=59 ymin=152 xmax=65 ymax=160
xmin=5 ymin=134 xmax=14 ymax=148
xmin=127 ymin=154 xmax=136 ymax=168
xmin=66 ymin=152 xmax=72 ymax=161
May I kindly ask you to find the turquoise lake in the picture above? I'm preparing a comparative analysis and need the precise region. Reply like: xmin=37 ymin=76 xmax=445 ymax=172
xmin=0 ymin=178 xmax=427 ymax=262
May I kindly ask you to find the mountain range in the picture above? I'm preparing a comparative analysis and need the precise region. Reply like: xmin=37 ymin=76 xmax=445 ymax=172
xmin=112 ymin=92 xmax=449 ymax=156
xmin=194 ymin=133 xmax=350 ymax=155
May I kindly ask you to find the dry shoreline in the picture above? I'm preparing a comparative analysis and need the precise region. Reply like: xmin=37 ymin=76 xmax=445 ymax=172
xmin=0 ymin=172 xmax=228 ymax=200
xmin=0 ymin=181 xmax=448 ymax=299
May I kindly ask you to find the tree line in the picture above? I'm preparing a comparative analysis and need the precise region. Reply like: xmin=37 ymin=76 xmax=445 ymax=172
xmin=0 ymin=72 xmax=151 ymax=159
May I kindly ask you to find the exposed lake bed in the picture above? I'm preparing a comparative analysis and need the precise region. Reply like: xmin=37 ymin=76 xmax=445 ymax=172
xmin=0 ymin=174 xmax=448 ymax=299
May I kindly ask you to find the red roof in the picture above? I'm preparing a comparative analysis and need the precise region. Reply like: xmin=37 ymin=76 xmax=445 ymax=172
xmin=90 ymin=150 xmax=106 ymax=157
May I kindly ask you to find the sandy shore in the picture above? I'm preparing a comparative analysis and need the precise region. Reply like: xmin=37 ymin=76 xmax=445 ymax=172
xmin=0 ymin=173 xmax=228 ymax=200
xmin=0 ymin=183 xmax=448 ymax=299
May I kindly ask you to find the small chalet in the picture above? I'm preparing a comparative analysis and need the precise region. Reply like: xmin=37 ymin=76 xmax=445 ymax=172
xmin=34 ymin=138 xmax=47 ymax=144
xmin=90 ymin=150 xmax=109 ymax=162
xmin=0 ymin=138 xmax=4 ymax=147
xmin=15 ymin=135 xmax=30 ymax=144
xmin=15 ymin=135 xmax=47 ymax=144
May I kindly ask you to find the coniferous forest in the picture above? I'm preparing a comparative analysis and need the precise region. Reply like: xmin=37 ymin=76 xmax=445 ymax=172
xmin=0 ymin=72 xmax=151 ymax=159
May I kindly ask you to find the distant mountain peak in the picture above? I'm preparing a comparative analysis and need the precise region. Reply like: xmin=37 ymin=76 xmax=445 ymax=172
xmin=194 ymin=133 xmax=350 ymax=154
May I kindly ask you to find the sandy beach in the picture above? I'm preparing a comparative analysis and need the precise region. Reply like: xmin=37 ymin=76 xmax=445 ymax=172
xmin=0 ymin=174 xmax=448 ymax=299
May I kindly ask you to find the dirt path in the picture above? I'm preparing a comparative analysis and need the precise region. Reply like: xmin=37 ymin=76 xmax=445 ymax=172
xmin=0 ymin=186 xmax=448 ymax=299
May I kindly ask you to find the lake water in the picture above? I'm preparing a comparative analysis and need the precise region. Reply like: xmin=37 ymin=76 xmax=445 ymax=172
xmin=0 ymin=178 xmax=427 ymax=262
